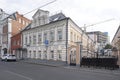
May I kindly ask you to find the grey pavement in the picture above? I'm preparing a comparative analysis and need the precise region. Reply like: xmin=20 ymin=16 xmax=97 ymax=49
xmin=0 ymin=61 xmax=120 ymax=80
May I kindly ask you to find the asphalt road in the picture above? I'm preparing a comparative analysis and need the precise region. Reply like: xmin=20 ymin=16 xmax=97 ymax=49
xmin=0 ymin=61 xmax=120 ymax=80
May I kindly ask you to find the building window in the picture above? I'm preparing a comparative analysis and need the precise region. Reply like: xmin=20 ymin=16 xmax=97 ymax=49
xmin=34 ymin=19 xmax=37 ymax=26
xmin=77 ymin=36 xmax=79 ymax=41
xmin=19 ymin=18 xmax=21 ymax=23
xmin=29 ymin=36 xmax=32 ymax=45
xmin=39 ymin=51 xmax=41 ymax=58
xmin=38 ymin=34 xmax=42 ymax=44
xmin=74 ymin=34 xmax=76 ymax=42
xmin=51 ymin=50 xmax=54 ymax=59
xmin=44 ymin=51 xmax=47 ymax=59
xmin=57 ymin=50 xmax=62 ymax=60
xmin=29 ymin=51 xmax=31 ymax=58
xmin=33 ymin=35 xmax=36 ymax=44
xmin=44 ymin=32 xmax=47 ymax=41
xmin=57 ymin=30 xmax=62 ymax=40
xmin=50 ymin=31 xmax=54 ymax=42
xmin=33 ymin=51 xmax=36 ymax=58
xmin=25 ymin=37 xmax=27 ymax=45
xmin=17 ymin=40 xmax=20 ymax=45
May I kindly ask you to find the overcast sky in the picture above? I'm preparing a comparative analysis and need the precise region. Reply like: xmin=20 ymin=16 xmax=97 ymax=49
xmin=0 ymin=0 xmax=120 ymax=42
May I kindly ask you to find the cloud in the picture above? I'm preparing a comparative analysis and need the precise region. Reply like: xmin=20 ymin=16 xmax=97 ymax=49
xmin=0 ymin=0 xmax=120 ymax=42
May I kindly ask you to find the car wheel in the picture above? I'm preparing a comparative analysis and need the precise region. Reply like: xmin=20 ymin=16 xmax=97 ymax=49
xmin=5 ymin=58 xmax=7 ymax=62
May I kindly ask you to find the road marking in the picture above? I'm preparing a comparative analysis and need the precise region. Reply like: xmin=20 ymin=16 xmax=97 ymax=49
xmin=5 ymin=70 xmax=33 ymax=80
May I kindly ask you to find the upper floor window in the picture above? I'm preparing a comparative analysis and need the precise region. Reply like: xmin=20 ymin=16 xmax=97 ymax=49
xmin=50 ymin=31 xmax=54 ymax=42
xmin=38 ymin=34 xmax=42 ymax=44
xmin=17 ymin=40 xmax=20 ymax=45
xmin=25 ymin=37 xmax=27 ymax=45
xmin=74 ymin=34 xmax=76 ymax=42
xmin=13 ymin=40 xmax=16 ymax=46
xmin=44 ymin=32 xmax=47 ymax=41
xmin=29 ymin=36 xmax=32 ymax=45
xmin=19 ymin=18 xmax=21 ymax=23
xmin=33 ymin=35 xmax=36 ymax=44
xmin=57 ymin=30 xmax=62 ymax=40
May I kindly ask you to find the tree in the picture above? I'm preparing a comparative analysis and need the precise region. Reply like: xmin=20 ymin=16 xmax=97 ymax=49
xmin=104 ymin=44 xmax=112 ymax=49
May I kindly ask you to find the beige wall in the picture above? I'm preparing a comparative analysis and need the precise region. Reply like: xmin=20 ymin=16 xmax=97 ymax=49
xmin=68 ymin=45 xmax=81 ymax=65
xmin=67 ymin=19 xmax=95 ymax=65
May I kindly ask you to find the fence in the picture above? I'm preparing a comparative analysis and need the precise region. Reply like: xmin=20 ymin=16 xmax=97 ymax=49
xmin=81 ymin=58 xmax=119 ymax=70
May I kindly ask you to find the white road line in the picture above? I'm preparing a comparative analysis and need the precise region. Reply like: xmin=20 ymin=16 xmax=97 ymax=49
xmin=5 ymin=70 xmax=33 ymax=80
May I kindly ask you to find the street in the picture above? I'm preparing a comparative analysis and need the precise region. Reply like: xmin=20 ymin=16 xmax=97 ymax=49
xmin=0 ymin=61 xmax=119 ymax=80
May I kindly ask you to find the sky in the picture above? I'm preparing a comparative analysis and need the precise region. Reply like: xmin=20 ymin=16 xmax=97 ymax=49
xmin=0 ymin=0 xmax=120 ymax=42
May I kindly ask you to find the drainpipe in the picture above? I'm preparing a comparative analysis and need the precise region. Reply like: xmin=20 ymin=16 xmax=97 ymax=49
xmin=66 ymin=18 xmax=69 ymax=64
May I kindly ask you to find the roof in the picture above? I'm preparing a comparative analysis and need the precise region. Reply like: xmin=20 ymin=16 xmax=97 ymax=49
xmin=22 ymin=12 xmax=67 ymax=31
xmin=49 ymin=12 xmax=66 ymax=22
xmin=22 ymin=23 xmax=32 ymax=31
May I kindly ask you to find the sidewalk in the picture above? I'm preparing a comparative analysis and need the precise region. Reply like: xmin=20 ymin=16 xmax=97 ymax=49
xmin=21 ymin=58 xmax=67 ymax=67
xmin=21 ymin=59 xmax=120 ymax=75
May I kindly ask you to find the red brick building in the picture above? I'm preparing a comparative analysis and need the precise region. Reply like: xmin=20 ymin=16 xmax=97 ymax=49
xmin=11 ymin=32 xmax=25 ymax=59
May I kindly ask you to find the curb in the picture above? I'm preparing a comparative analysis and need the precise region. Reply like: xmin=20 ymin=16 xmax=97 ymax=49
xmin=23 ymin=61 xmax=62 ymax=67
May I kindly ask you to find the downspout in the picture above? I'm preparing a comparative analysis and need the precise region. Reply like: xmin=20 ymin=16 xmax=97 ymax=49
xmin=66 ymin=18 xmax=69 ymax=64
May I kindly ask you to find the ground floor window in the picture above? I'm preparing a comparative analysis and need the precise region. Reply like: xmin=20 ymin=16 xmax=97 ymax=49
xmin=29 ymin=51 xmax=31 ymax=58
xmin=44 ymin=51 xmax=47 ymax=59
xmin=51 ymin=50 xmax=54 ymax=59
xmin=33 ymin=51 xmax=36 ymax=58
xmin=38 ymin=51 xmax=41 ymax=59
xmin=57 ymin=50 xmax=62 ymax=60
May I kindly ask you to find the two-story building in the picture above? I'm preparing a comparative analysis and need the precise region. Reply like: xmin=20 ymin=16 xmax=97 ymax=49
xmin=22 ymin=9 xmax=95 ymax=65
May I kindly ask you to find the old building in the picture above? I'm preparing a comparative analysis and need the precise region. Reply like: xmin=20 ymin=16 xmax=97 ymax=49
xmin=111 ymin=25 xmax=120 ymax=66
xmin=22 ymin=9 xmax=95 ymax=65
xmin=0 ymin=9 xmax=31 ymax=56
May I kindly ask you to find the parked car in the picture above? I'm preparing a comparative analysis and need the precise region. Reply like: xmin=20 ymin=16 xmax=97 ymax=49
xmin=1 ymin=54 xmax=16 ymax=61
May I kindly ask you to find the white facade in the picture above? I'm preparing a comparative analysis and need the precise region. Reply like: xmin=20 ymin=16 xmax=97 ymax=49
xmin=22 ymin=9 xmax=96 ymax=62
xmin=23 ymin=20 xmax=67 ymax=61
xmin=22 ymin=9 xmax=68 ymax=61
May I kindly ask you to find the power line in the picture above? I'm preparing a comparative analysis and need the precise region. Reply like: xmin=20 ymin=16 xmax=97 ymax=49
xmin=81 ymin=18 xmax=115 ymax=32
xmin=23 ymin=0 xmax=57 ymax=15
